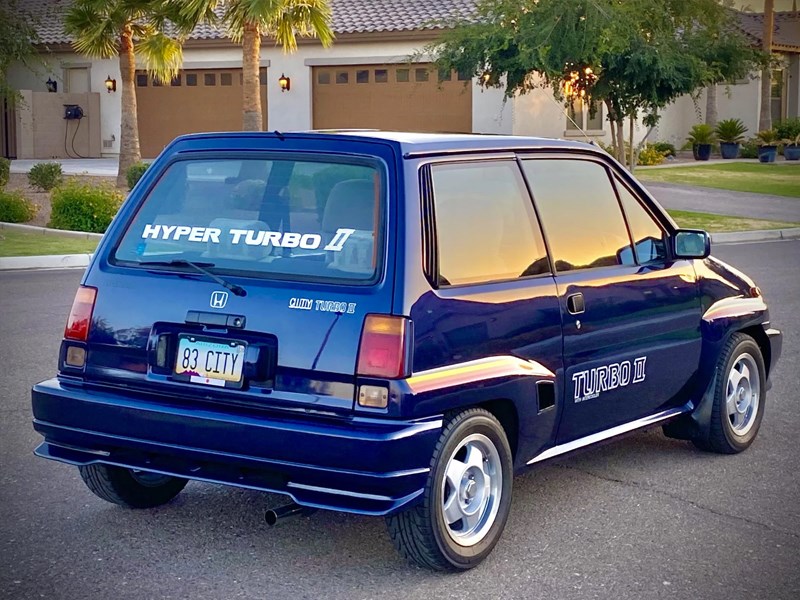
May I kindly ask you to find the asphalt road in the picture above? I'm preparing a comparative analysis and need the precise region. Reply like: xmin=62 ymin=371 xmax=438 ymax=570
xmin=1 ymin=240 xmax=798 ymax=600
xmin=644 ymin=182 xmax=800 ymax=224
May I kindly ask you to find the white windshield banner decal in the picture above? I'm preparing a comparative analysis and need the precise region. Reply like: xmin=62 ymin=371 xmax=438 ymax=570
xmin=140 ymin=224 xmax=356 ymax=252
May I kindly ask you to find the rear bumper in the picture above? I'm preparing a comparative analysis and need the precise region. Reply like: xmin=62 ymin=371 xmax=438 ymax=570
xmin=31 ymin=378 xmax=442 ymax=515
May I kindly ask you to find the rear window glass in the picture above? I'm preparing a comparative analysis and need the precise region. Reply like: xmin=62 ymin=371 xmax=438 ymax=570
xmin=113 ymin=157 xmax=383 ymax=283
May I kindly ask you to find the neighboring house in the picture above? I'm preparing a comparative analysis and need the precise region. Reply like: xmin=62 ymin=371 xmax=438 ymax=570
xmin=656 ymin=10 xmax=800 ymax=147
xmin=2 ymin=1 xmax=798 ymax=160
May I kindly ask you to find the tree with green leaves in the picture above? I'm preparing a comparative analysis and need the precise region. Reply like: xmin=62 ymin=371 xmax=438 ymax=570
xmin=432 ymin=0 xmax=761 ymax=170
xmin=0 ymin=0 xmax=41 ymax=106
xmin=180 ymin=0 xmax=334 ymax=131
xmin=65 ymin=1 xmax=199 ymax=186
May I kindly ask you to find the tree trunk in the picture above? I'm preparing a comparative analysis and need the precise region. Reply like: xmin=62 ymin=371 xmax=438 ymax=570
xmin=628 ymin=114 xmax=636 ymax=173
xmin=758 ymin=0 xmax=775 ymax=132
xmin=616 ymin=121 xmax=625 ymax=165
xmin=117 ymin=25 xmax=141 ymax=188
xmin=705 ymin=84 xmax=718 ymax=128
xmin=242 ymin=21 xmax=262 ymax=131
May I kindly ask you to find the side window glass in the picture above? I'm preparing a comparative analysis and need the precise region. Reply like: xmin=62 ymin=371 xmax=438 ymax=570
xmin=614 ymin=177 xmax=667 ymax=264
xmin=521 ymin=159 xmax=633 ymax=272
xmin=430 ymin=161 xmax=549 ymax=286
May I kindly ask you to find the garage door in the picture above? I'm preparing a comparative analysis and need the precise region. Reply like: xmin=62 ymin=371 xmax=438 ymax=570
xmin=136 ymin=68 xmax=267 ymax=158
xmin=312 ymin=64 xmax=472 ymax=133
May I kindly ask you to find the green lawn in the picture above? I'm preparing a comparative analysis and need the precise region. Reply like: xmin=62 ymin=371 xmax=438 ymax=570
xmin=638 ymin=163 xmax=800 ymax=198
xmin=0 ymin=230 xmax=99 ymax=257
xmin=667 ymin=210 xmax=798 ymax=233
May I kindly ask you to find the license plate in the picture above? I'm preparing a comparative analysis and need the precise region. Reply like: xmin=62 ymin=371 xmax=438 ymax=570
xmin=174 ymin=335 xmax=246 ymax=388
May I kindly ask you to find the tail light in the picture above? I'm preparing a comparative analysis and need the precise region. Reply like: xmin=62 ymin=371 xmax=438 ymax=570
xmin=64 ymin=286 xmax=97 ymax=341
xmin=356 ymin=315 xmax=411 ymax=379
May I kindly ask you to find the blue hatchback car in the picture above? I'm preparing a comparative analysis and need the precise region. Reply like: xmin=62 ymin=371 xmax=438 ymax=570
xmin=32 ymin=131 xmax=782 ymax=570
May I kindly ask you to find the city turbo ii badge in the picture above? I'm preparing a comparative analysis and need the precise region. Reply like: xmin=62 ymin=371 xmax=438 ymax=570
xmin=210 ymin=291 xmax=228 ymax=309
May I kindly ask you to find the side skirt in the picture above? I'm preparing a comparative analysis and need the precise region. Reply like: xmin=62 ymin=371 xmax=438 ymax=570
xmin=527 ymin=406 xmax=689 ymax=465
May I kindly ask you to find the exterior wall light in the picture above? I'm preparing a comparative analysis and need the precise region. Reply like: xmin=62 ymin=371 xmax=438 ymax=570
xmin=278 ymin=73 xmax=290 ymax=92
xmin=46 ymin=78 xmax=58 ymax=93
xmin=105 ymin=76 xmax=117 ymax=93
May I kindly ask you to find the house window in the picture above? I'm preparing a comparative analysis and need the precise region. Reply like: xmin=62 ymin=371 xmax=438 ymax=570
xmin=566 ymin=98 xmax=603 ymax=132
xmin=375 ymin=69 xmax=388 ymax=83
xmin=220 ymin=72 xmax=232 ymax=86
xmin=457 ymin=70 xmax=471 ymax=81
xmin=396 ymin=69 xmax=410 ymax=83
xmin=356 ymin=69 xmax=369 ymax=84
xmin=438 ymin=69 xmax=452 ymax=82
xmin=186 ymin=73 xmax=197 ymax=86
xmin=204 ymin=73 xmax=216 ymax=86
xmin=317 ymin=71 xmax=331 ymax=84
xmin=415 ymin=68 xmax=429 ymax=82
xmin=170 ymin=75 xmax=181 ymax=87
xmin=136 ymin=73 xmax=148 ymax=87
xmin=336 ymin=71 xmax=349 ymax=84
xmin=771 ymin=68 xmax=786 ymax=123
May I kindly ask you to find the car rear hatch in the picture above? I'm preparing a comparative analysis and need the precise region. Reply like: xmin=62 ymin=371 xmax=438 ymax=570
xmin=62 ymin=146 xmax=397 ymax=416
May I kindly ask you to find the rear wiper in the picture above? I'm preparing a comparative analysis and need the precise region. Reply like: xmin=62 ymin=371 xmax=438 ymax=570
xmin=138 ymin=259 xmax=247 ymax=297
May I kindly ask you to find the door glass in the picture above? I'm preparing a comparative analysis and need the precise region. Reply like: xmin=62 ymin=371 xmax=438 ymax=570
xmin=614 ymin=177 xmax=667 ymax=264
xmin=522 ymin=159 xmax=633 ymax=272
xmin=431 ymin=161 xmax=549 ymax=286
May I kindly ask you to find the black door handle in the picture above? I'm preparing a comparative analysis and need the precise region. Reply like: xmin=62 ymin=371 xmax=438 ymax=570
xmin=567 ymin=293 xmax=585 ymax=315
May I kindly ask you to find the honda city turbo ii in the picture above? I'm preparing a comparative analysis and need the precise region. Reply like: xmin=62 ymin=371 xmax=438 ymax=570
xmin=31 ymin=132 xmax=782 ymax=570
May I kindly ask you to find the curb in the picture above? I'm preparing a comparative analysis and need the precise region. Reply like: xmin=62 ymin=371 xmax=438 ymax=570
xmin=0 ymin=221 xmax=104 ymax=240
xmin=0 ymin=253 xmax=93 ymax=271
xmin=711 ymin=227 xmax=800 ymax=244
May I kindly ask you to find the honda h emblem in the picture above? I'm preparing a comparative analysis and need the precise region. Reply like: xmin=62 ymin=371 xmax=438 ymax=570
xmin=210 ymin=291 xmax=228 ymax=309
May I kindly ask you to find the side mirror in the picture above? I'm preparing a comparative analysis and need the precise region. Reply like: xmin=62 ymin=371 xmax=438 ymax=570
xmin=673 ymin=229 xmax=711 ymax=259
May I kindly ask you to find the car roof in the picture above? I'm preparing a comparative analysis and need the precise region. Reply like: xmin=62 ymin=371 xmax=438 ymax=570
xmin=169 ymin=130 xmax=601 ymax=159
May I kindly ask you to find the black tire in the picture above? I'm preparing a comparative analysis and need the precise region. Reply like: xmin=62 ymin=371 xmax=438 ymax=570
xmin=79 ymin=464 xmax=188 ymax=508
xmin=386 ymin=408 xmax=513 ymax=571
xmin=693 ymin=333 xmax=766 ymax=454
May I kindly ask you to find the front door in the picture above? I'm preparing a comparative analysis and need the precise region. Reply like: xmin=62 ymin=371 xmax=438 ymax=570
xmin=520 ymin=156 xmax=702 ymax=443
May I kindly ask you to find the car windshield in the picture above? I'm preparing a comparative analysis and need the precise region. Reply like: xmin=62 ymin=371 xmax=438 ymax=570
xmin=113 ymin=156 xmax=384 ymax=283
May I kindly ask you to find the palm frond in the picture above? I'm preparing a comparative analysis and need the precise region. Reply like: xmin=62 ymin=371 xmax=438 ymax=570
xmin=64 ymin=2 xmax=120 ymax=57
xmin=136 ymin=30 xmax=184 ymax=84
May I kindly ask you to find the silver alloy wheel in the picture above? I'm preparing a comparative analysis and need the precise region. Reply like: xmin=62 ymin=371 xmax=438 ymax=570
xmin=726 ymin=352 xmax=760 ymax=437
xmin=440 ymin=433 xmax=503 ymax=547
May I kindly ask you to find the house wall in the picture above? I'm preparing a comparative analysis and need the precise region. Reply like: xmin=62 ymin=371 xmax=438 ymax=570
xmin=14 ymin=90 xmax=101 ymax=159
xmin=654 ymin=76 xmax=762 ymax=146
xmin=7 ymin=55 xmax=121 ymax=157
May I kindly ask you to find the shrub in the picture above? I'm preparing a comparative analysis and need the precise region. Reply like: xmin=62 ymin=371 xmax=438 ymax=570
xmin=756 ymin=129 xmax=780 ymax=146
xmin=48 ymin=181 xmax=123 ymax=233
xmin=652 ymin=142 xmax=676 ymax=157
xmin=775 ymin=117 xmax=800 ymax=141
xmin=637 ymin=144 xmax=667 ymax=166
xmin=28 ymin=162 xmax=64 ymax=191
xmin=0 ymin=189 xmax=38 ymax=223
xmin=0 ymin=157 xmax=9 ymax=188
xmin=126 ymin=162 xmax=149 ymax=190
xmin=740 ymin=138 xmax=759 ymax=159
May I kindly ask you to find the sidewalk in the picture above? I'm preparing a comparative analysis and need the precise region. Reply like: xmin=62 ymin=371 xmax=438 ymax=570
xmin=10 ymin=158 xmax=118 ymax=177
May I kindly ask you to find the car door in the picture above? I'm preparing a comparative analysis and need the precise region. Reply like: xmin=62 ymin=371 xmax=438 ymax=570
xmin=408 ymin=157 xmax=564 ymax=457
xmin=519 ymin=155 xmax=702 ymax=443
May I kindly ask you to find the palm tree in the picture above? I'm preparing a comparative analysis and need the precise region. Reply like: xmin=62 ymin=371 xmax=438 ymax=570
xmin=64 ymin=1 xmax=198 ymax=187
xmin=758 ymin=0 xmax=775 ymax=132
xmin=181 ymin=0 xmax=334 ymax=131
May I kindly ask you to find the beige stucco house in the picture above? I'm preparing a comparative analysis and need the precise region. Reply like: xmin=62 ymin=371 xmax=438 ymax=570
xmin=3 ymin=0 xmax=799 ymax=160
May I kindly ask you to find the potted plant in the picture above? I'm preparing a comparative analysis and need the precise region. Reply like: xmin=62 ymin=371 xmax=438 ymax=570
xmin=775 ymin=117 xmax=800 ymax=160
xmin=686 ymin=124 xmax=715 ymax=161
xmin=756 ymin=129 xmax=780 ymax=163
xmin=714 ymin=118 xmax=748 ymax=159
xmin=782 ymin=133 xmax=800 ymax=161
